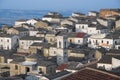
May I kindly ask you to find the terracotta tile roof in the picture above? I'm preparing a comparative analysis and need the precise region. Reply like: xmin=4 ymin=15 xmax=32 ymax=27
xmin=57 ymin=64 xmax=68 ymax=71
xmin=76 ymin=32 xmax=86 ymax=38
xmin=62 ymin=67 xmax=120 ymax=80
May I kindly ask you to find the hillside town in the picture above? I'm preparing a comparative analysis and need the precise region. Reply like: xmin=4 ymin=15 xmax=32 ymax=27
xmin=0 ymin=8 xmax=120 ymax=80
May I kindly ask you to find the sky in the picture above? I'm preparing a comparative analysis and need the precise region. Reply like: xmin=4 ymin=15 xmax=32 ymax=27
xmin=0 ymin=0 xmax=120 ymax=12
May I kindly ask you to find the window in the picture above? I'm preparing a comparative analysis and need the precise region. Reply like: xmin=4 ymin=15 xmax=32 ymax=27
xmin=98 ymin=31 xmax=100 ymax=34
xmin=0 ymin=45 xmax=3 ymax=49
xmin=54 ymin=51 xmax=56 ymax=54
xmin=78 ymin=40 xmax=80 ymax=43
xmin=39 ymin=68 xmax=43 ymax=74
xmin=70 ymin=39 xmax=72 ymax=43
xmin=64 ymin=52 xmax=67 ymax=55
xmin=107 ymin=41 xmax=109 ymax=44
xmin=50 ymin=38 xmax=52 ymax=42
xmin=15 ymin=65 xmax=18 ymax=70
xmin=89 ymin=40 xmax=91 ymax=44
xmin=17 ymin=39 xmax=19 ymax=42
xmin=59 ymin=58 xmax=61 ymax=60
xmin=82 ymin=26 xmax=84 ymax=29
xmin=115 ymin=41 xmax=117 ymax=45
xmin=39 ymin=68 xmax=42 ymax=72
xmin=118 ymin=47 xmax=120 ymax=49
xmin=1 ymin=39 xmax=2 ymax=42
xmin=7 ymin=46 xmax=9 ymax=50
xmin=64 ymin=42 xmax=66 ymax=48
xmin=22 ymin=42 xmax=24 ymax=44
xmin=50 ymin=67 xmax=53 ymax=73
xmin=59 ymin=41 xmax=61 ymax=48
xmin=96 ymin=40 xmax=97 ymax=43
xmin=101 ymin=40 xmax=103 ymax=43
xmin=7 ymin=39 xmax=9 ymax=42
xmin=26 ymin=67 xmax=30 ymax=72
xmin=95 ymin=40 xmax=99 ymax=45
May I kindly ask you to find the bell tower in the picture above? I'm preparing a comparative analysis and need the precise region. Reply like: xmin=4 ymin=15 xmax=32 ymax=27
xmin=56 ymin=35 xmax=68 ymax=65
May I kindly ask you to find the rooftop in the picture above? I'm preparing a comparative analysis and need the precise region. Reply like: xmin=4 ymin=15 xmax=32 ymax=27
xmin=45 ymin=70 xmax=71 ymax=80
xmin=43 ymin=15 xmax=62 ymax=18
xmin=30 ymin=42 xmax=51 ymax=48
xmin=0 ymin=33 xmax=15 ymax=38
xmin=20 ymin=61 xmax=37 ymax=66
xmin=62 ymin=67 xmax=120 ymax=80
xmin=76 ymin=32 xmax=86 ymax=38
xmin=26 ymin=53 xmax=44 ymax=60
xmin=106 ymin=49 xmax=120 ymax=55
xmin=57 ymin=64 xmax=68 ymax=71
xmin=98 ymin=55 xmax=112 ymax=64
xmin=37 ymin=61 xmax=55 ymax=67
xmin=20 ymin=36 xmax=44 ymax=40
xmin=66 ymin=61 xmax=83 ymax=70
xmin=105 ymin=31 xmax=120 ymax=39
xmin=14 ymin=27 xmax=29 ymax=31
xmin=98 ymin=55 xmax=120 ymax=64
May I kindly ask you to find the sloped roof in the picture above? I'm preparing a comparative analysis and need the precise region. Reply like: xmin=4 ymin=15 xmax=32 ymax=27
xmin=56 ymin=64 xmax=68 ymax=70
xmin=45 ymin=70 xmax=71 ymax=80
xmin=20 ymin=36 xmax=44 ymax=40
xmin=14 ymin=27 xmax=29 ymax=31
xmin=62 ymin=67 xmax=120 ymax=80
xmin=76 ymin=32 xmax=86 ymax=38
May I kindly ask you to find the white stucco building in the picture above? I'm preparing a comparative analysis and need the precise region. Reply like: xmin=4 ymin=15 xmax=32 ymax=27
xmin=88 ymin=11 xmax=99 ymax=17
xmin=19 ymin=36 xmax=44 ymax=49
xmin=29 ymin=30 xmax=39 ymax=36
xmin=75 ymin=23 xmax=108 ymax=35
xmin=26 ymin=19 xmax=39 ymax=26
xmin=74 ymin=32 xmax=87 ymax=45
xmin=75 ymin=22 xmax=88 ymax=33
xmin=87 ymin=24 xmax=108 ymax=35
xmin=88 ymin=32 xmax=120 ymax=49
xmin=42 ymin=12 xmax=62 ymax=23
xmin=15 ymin=19 xmax=39 ymax=26
xmin=72 ymin=12 xmax=85 ymax=17
xmin=97 ymin=55 xmax=120 ymax=71
xmin=0 ymin=34 xmax=19 ymax=50
xmin=15 ymin=19 xmax=28 ymax=26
